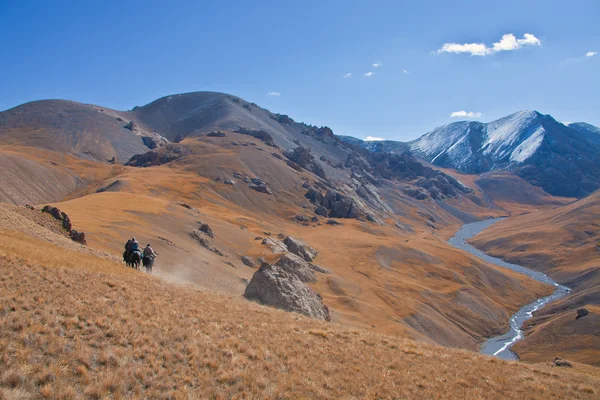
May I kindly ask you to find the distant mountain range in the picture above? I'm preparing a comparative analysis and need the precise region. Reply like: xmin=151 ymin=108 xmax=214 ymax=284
xmin=342 ymin=111 xmax=600 ymax=198
xmin=2 ymin=92 xmax=600 ymax=198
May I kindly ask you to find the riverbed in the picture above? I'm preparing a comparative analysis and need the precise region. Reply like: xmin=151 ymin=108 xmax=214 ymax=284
xmin=448 ymin=218 xmax=570 ymax=360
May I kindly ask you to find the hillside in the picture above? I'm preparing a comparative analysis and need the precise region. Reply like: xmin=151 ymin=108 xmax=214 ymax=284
xmin=1 ymin=204 xmax=599 ymax=399
xmin=0 ymin=91 xmax=595 ymax=368
xmin=470 ymin=191 xmax=600 ymax=365
xmin=44 ymin=134 xmax=552 ymax=350
xmin=0 ymin=100 xmax=155 ymax=163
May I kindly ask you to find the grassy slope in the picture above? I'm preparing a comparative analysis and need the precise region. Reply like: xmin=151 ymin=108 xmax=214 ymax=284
xmin=470 ymin=192 xmax=600 ymax=365
xmin=1 ymin=209 xmax=600 ymax=399
xmin=36 ymin=136 xmax=554 ymax=351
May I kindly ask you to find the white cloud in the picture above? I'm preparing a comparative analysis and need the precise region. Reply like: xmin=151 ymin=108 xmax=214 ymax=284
xmin=372 ymin=62 xmax=382 ymax=68
xmin=402 ymin=69 xmax=409 ymax=74
xmin=450 ymin=110 xmax=482 ymax=118
xmin=586 ymin=51 xmax=598 ymax=57
xmin=437 ymin=33 xmax=541 ymax=56
xmin=364 ymin=72 xmax=374 ymax=77
xmin=344 ymin=72 xmax=352 ymax=78
xmin=364 ymin=136 xmax=385 ymax=141
xmin=267 ymin=91 xmax=280 ymax=96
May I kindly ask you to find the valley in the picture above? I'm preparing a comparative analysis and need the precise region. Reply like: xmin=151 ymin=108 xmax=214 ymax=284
xmin=1 ymin=91 xmax=599 ymax=397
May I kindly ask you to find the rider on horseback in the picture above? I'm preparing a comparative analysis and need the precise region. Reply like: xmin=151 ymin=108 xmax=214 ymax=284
xmin=143 ymin=243 xmax=156 ymax=259
xmin=143 ymin=243 xmax=158 ymax=273
xmin=124 ymin=237 xmax=141 ymax=263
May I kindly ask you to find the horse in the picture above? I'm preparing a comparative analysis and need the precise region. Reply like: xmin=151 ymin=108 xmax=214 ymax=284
xmin=143 ymin=255 xmax=155 ymax=274
xmin=127 ymin=250 xmax=143 ymax=270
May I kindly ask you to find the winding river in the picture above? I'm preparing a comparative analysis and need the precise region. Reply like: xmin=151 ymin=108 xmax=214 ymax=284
xmin=448 ymin=218 xmax=570 ymax=360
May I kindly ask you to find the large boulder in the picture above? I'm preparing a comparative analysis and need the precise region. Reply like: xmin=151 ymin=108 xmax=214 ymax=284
xmin=576 ymin=308 xmax=589 ymax=319
xmin=274 ymin=253 xmax=317 ymax=283
xmin=244 ymin=263 xmax=331 ymax=321
xmin=283 ymin=236 xmax=317 ymax=262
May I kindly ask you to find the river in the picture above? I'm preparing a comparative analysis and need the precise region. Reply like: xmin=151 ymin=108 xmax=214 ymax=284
xmin=448 ymin=218 xmax=570 ymax=360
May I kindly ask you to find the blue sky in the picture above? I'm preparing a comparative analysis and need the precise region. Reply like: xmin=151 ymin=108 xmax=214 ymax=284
xmin=1 ymin=0 xmax=598 ymax=141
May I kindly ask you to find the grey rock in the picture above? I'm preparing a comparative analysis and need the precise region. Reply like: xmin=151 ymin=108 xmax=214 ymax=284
xmin=198 ymin=223 xmax=214 ymax=238
xmin=190 ymin=231 xmax=223 ymax=256
xmin=314 ymin=205 xmax=329 ymax=217
xmin=553 ymin=357 xmax=573 ymax=368
xmin=295 ymin=214 xmax=310 ymax=223
xmin=308 ymin=263 xmax=330 ymax=274
xmin=274 ymin=253 xmax=317 ymax=282
xmin=241 ymin=256 xmax=256 ymax=268
xmin=249 ymin=183 xmax=272 ymax=195
xmin=576 ymin=308 xmax=589 ymax=319
xmin=261 ymin=238 xmax=287 ymax=254
xmin=224 ymin=179 xmax=235 ymax=186
xmin=283 ymin=236 xmax=317 ymax=262
xmin=244 ymin=263 xmax=331 ymax=321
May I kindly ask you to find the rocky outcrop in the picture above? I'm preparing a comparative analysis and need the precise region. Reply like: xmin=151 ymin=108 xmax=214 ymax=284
xmin=126 ymin=144 xmax=185 ymax=167
xmin=283 ymin=236 xmax=317 ymax=262
xmin=261 ymin=238 xmax=287 ymax=254
xmin=305 ymin=188 xmax=363 ymax=219
xmin=274 ymin=253 xmax=317 ymax=283
xmin=308 ymin=263 xmax=330 ymax=274
xmin=241 ymin=256 xmax=255 ymax=268
xmin=244 ymin=263 xmax=331 ymax=321
xmin=190 ymin=231 xmax=223 ymax=256
xmin=576 ymin=308 xmax=589 ymax=320
xmin=553 ymin=357 xmax=573 ymax=368
xmin=300 ymin=126 xmax=338 ymax=145
xmin=41 ymin=206 xmax=87 ymax=245
xmin=198 ymin=223 xmax=214 ymax=238
xmin=283 ymin=147 xmax=326 ymax=179
xmin=270 ymin=113 xmax=294 ymax=125
xmin=70 ymin=230 xmax=87 ymax=245
xmin=248 ymin=178 xmax=272 ymax=194
xmin=235 ymin=128 xmax=277 ymax=148
xmin=141 ymin=136 xmax=160 ymax=149
xmin=124 ymin=121 xmax=139 ymax=131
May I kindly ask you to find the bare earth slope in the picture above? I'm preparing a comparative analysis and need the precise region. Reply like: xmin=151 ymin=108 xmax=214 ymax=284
xmin=1 ymin=206 xmax=599 ymax=399
xmin=0 ymin=100 xmax=149 ymax=162
xmin=470 ymin=192 xmax=600 ymax=365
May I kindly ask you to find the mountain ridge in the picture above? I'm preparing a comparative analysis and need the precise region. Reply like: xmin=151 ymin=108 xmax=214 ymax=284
xmin=341 ymin=110 xmax=600 ymax=198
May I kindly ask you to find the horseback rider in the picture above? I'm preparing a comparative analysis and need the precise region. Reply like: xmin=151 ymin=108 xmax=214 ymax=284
xmin=130 ymin=237 xmax=140 ymax=253
xmin=143 ymin=243 xmax=158 ymax=273
xmin=124 ymin=239 xmax=132 ymax=261
xmin=143 ymin=243 xmax=157 ymax=259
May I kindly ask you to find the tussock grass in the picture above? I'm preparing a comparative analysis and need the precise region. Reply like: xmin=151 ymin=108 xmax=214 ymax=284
xmin=1 ymin=252 xmax=600 ymax=399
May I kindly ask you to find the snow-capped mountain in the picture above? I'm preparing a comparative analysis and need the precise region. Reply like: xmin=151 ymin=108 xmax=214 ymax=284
xmin=340 ymin=111 xmax=600 ymax=198
xmin=409 ymin=111 xmax=600 ymax=197
xmin=410 ymin=111 xmax=552 ymax=173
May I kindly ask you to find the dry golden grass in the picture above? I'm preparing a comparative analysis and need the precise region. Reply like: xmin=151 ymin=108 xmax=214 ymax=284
xmin=2 ymin=250 xmax=600 ymax=399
